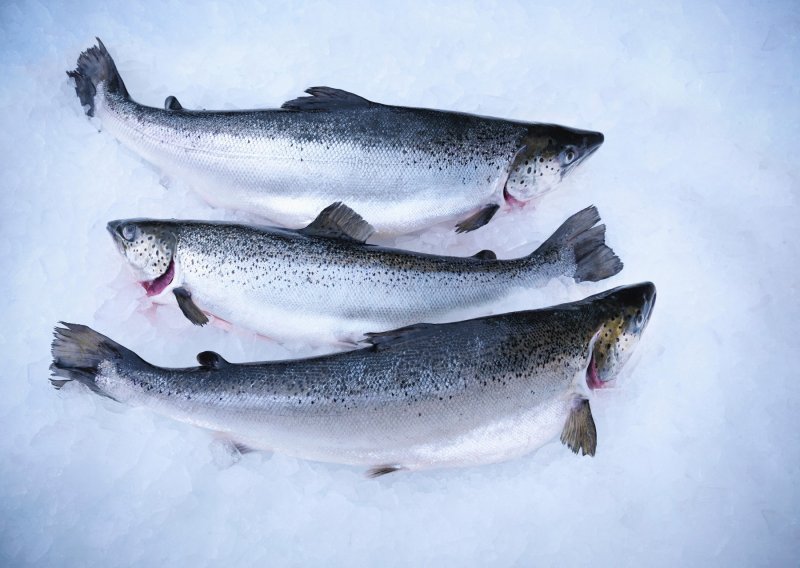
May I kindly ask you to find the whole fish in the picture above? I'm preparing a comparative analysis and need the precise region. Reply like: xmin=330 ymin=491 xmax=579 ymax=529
xmin=108 ymin=203 xmax=622 ymax=344
xmin=69 ymin=39 xmax=604 ymax=234
xmin=50 ymin=282 xmax=656 ymax=475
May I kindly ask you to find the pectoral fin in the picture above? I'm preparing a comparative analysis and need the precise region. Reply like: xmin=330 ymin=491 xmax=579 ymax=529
xmin=560 ymin=397 xmax=597 ymax=456
xmin=173 ymin=287 xmax=209 ymax=326
xmin=455 ymin=203 xmax=500 ymax=233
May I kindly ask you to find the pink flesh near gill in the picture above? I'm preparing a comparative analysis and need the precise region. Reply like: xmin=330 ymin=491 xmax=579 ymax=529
xmin=141 ymin=260 xmax=175 ymax=297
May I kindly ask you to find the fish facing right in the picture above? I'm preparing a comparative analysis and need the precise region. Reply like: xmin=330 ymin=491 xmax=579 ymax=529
xmin=107 ymin=204 xmax=622 ymax=344
xmin=68 ymin=39 xmax=604 ymax=235
xmin=50 ymin=283 xmax=656 ymax=476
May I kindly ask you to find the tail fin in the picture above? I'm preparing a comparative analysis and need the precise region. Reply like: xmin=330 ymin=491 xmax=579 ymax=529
xmin=67 ymin=38 xmax=128 ymax=117
xmin=50 ymin=323 xmax=136 ymax=399
xmin=533 ymin=206 xmax=623 ymax=282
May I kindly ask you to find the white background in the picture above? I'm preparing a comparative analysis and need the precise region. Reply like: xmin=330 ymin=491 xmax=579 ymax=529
xmin=1 ymin=1 xmax=797 ymax=565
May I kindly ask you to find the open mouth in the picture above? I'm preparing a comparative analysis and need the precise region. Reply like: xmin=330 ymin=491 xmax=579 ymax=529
xmin=141 ymin=260 xmax=174 ymax=296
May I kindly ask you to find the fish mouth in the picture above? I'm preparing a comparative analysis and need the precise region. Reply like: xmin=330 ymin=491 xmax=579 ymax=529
xmin=141 ymin=260 xmax=175 ymax=297
xmin=580 ymin=138 xmax=602 ymax=162
xmin=107 ymin=220 xmax=126 ymax=252
xmin=584 ymin=131 xmax=604 ymax=153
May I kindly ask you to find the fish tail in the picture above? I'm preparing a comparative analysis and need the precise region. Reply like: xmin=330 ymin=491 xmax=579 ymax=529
xmin=49 ymin=323 xmax=137 ymax=400
xmin=67 ymin=38 xmax=129 ymax=117
xmin=532 ymin=206 xmax=623 ymax=282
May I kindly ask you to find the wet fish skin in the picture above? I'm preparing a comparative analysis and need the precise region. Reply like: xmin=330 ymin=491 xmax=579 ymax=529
xmin=69 ymin=39 xmax=604 ymax=234
xmin=107 ymin=205 xmax=622 ymax=344
xmin=50 ymin=283 xmax=656 ymax=474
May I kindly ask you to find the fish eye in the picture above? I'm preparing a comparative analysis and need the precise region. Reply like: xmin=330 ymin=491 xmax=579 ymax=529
xmin=120 ymin=224 xmax=138 ymax=241
xmin=564 ymin=149 xmax=576 ymax=163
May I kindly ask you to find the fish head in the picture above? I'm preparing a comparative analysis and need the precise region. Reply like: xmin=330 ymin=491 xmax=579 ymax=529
xmin=504 ymin=125 xmax=604 ymax=204
xmin=587 ymin=282 xmax=656 ymax=387
xmin=107 ymin=220 xmax=178 ymax=296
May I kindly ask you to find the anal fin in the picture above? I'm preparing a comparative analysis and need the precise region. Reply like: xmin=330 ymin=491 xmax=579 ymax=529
xmin=173 ymin=287 xmax=209 ymax=326
xmin=560 ymin=397 xmax=597 ymax=456
xmin=455 ymin=203 xmax=500 ymax=233
xmin=367 ymin=465 xmax=403 ymax=478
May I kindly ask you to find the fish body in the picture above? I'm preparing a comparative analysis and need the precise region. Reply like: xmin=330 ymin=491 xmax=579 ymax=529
xmin=69 ymin=40 xmax=604 ymax=234
xmin=108 ymin=204 xmax=622 ymax=344
xmin=50 ymin=283 xmax=656 ymax=474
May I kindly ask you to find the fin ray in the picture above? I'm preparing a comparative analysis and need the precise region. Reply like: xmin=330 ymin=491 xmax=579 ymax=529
xmin=455 ymin=203 xmax=500 ymax=233
xmin=49 ymin=322 xmax=140 ymax=400
xmin=173 ymin=287 xmax=209 ymax=326
xmin=67 ymin=38 xmax=128 ymax=117
xmin=281 ymin=87 xmax=374 ymax=112
xmin=300 ymin=202 xmax=375 ymax=243
xmin=530 ymin=206 xmax=623 ymax=283
xmin=367 ymin=465 xmax=403 ymax=478
xmin=164 ymin=95 xmax=183 ymax=110
xmin=363 ymin=323 xmax=438 ymax=351
xmin=560 ymin=397 xmax=597 ymax=456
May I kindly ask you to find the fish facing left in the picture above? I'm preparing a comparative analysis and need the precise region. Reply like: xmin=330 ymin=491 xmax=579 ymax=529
xmin=50 ymin=283 xmax=656 ymax=476
xmin=106 ymin=203 xmax=622 ymax=345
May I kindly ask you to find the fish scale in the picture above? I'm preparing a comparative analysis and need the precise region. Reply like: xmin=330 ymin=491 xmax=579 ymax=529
xmin=50 ymin=283 xmax=656 ymax=474
xmin=108 ymin=205 xmax=623 ymax=344
xmin=70 ymin=40 xmax=604 ymax=234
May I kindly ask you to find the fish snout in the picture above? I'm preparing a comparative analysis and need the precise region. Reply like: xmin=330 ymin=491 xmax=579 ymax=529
xmin=107 ymin=220 xmax=124 ymax=240
xmin=641 ymin=282 xmax=656 ymax=325
xmin=582 ymin=131 xmax=604 ymax=156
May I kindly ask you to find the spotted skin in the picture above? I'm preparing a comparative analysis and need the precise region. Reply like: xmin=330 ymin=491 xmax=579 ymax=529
xmin=107 ymin=206 xmax=621 ymax=344
xmin=70 ymin=40 xmax=604 ymax=234
xmin=50 ymin=283 xmax=656 ymax=473
xmin=107 ymin=220 xmax=175 ymax=282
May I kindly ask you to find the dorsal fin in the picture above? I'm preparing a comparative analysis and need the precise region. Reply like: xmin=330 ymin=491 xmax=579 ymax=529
xmin=164 ymin=95 xmax=183 ymax=110
xmin=299 ymin=202 xmax=375 ymax=243
xmin=363 ymin=323 xmax=438 ymax=351
xmin=197 ymin=351 xmax=229 ymax=369
xmin=281 ymin=87 xmax=374 ymax=112
xmin=472 ymin=249 xmax=497 ymax=261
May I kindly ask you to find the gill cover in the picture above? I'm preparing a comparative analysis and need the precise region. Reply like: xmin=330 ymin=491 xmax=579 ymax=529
xmin=590 ymin=282 xmax=656 ymax=384
xmin=107 ymin=220 xmax=177 ymax=281
xmin=504 ymin=126 xmax=605 ymax=202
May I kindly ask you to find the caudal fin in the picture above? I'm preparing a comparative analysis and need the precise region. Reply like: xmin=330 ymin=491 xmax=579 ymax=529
xmin=67 ymin=38 xmax=128 ymax=117
xmin=534 ymin=206 xmax=623 ymax=282
xmin=50 ymin=323 xmax=136 ymax=399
